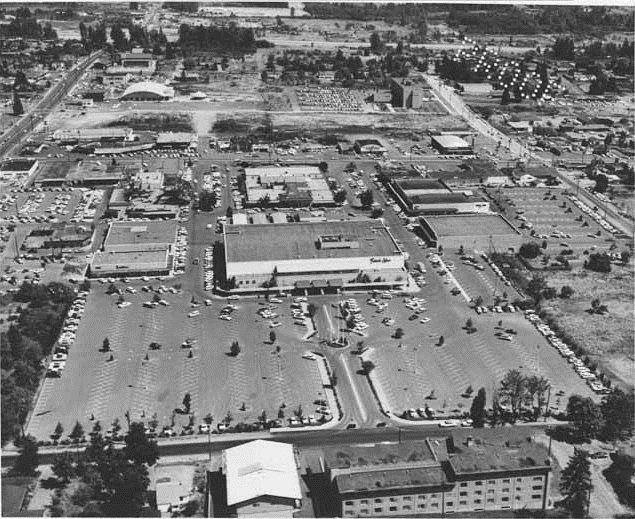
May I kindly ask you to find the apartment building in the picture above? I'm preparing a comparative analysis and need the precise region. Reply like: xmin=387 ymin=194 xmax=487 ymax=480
xmin=327 ymin=430 xmax=552 ymax=517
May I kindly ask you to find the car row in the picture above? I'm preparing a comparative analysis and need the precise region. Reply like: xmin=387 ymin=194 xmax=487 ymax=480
xmin=48 ymin=291 xmax=88 ymax=377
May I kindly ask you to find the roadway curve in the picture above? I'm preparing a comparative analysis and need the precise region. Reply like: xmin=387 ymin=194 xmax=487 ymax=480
xmin=0 ymin=50 xmax=105 ymax=158
xmin=424 ymin=73 xmax=633 ymax=237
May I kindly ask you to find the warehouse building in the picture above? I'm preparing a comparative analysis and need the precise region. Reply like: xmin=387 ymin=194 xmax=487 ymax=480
xmin=0 ymin=159 xmax=39 ymax=187
xmin=244 ymin=165 xmax=335 ymax=208
xmin=419 ymin=214 xmax=522 ymax=251
xmin=120 ymin=81 xmax=174 ymax=102
xmin=156 ymin=132 xmax=198 ymax=149
xmin=327 ymin=430 xmax=552 ymax=517
xmin=222 ymin=220 xmax=406 ymax=293
xmin=89 ymin=220 xmax=177 ymax=278
xmin=390 ymin=177 xmax=490 ymax=215
xmin=431 ymin=135 xmax=473 ymax=155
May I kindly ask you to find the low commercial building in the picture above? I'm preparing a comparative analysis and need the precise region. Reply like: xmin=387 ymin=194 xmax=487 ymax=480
xmin=120 ymin=81 xmax=174 ymax=102
xmin=222 ymin=220 xmax=406 ymax=293
xmin=431 ymin=135 xmax=473 ymax=155
xmin=244 ymin=165 xmax=334 ymax=207
xmin=156 ymin=132 xmax=197 ymax=149
xmin=390 ymin=78 xmax=424 ymax=109
xmin=390 ymin=178 xmax=490 ymax=215
xmin=119 ymin=52 xmax=156 ymax=73
xmin=326 ymin=430 xmax=552 ymax=517
xmin=22 ymin=225 xmax=93 ymax=253
xmin=0 ymin=159 xmax=39 ymax=187
xmin=354 ymin=139 xmax=387 ymax=155
xmin=89 ymin=220 xmax=177 ymax=278
xmin=221 ymin=440 xmax=302 ymax=517
xmin=419 ymin=213 xmax=522 ymax=251
xmin=52 ymin=127 xmax=133 ymax=145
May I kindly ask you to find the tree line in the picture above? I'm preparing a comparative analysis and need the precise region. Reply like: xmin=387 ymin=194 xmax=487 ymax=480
xmin=1 ymin=282 xmax=76 ymax=444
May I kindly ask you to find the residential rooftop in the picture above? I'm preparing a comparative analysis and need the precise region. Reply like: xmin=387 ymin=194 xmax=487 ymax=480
xmin=224 ymin=220 xmax=400 ymax=263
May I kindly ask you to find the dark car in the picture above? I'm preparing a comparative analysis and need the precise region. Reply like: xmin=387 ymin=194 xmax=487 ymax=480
xmin=408 ymin=314 xmax=418 ymax=321
xmin=376 ymin=422 xmax=387 ymax=428
xmin=346 ymin=423 xmax=357 ymax=429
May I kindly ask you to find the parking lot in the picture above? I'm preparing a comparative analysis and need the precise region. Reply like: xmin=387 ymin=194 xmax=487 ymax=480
xmin=488 ymin=186 xmax=620 ymax=256
xmin=26 ymin=284 xmax=330 ymax=440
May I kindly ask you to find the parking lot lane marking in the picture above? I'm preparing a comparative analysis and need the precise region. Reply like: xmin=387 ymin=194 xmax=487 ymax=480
xmin=339 ymin=352 xmax=367 ymax=423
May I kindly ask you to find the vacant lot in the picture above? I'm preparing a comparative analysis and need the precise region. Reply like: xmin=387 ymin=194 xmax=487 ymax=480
xmin=26 ymin=287 xmax=327 ymax=440
xmin=103 ymin=113 xmax=194 ymax=133
xmin=541 ymin=266 xmax=634 ymax=387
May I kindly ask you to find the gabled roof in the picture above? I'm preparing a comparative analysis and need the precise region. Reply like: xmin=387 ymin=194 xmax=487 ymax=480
xmin=223 ymin=440 xmax=302 ymax=506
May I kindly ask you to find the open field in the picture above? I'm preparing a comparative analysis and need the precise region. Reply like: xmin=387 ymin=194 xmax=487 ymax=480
xmin=541 ymin=266 xmax=634 ymax=385
xmin=25 ymin=286 xmax=329 ymax=441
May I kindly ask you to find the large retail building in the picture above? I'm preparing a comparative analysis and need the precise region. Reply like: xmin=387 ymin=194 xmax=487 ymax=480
xmin=222 ymin=220 xmax=406 ymax=293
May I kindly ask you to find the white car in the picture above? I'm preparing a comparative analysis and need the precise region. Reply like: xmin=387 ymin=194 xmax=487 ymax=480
xmin=438 ymin=420 xmax=459 ymax=428
xmin=219 ymin=314 xmax=232 ymax=321
xmin=117 ymin=301 xmax=132 ymax=308
xmin=188 ymin=310 xmax=200 ymax=318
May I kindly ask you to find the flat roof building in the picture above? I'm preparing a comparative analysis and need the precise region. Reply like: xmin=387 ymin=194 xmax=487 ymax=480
xmin=390 ymin=177 xmax=490 ymax=215
xmin=52 ymin=128 xmax=133 ymax=144
xmin=431 ymin=135 xmax=473 ymax=155
xmin=222 ymin=220 xmax=406 ymax=293
xmin=324 ymin=431 xmax=552 ymax=517
xmin=89 ymin=220 xmax=177 ymax=278
xmin=419 ymin=213 xmax=522 ymax=251
xmin=244 ymin=165 xmax=334 ymax=208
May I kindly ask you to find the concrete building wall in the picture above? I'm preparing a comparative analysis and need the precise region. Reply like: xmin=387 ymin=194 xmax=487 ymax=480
xmin=339 ymin=473 xmax=549 ymax=517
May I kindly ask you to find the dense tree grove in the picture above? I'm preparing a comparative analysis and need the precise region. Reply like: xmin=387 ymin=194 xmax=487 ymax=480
xmin=304 ymin=2 xmax=430 ymax=27
xmin=49 ymin=422 xmax=159 ymax=516
xmin=560 ymin=449 xmax=592 ymax=518
xmin=1 ymin=282 xmax=75 ymax=444
xmin=0 ymin=15 xmax=57 ymax=39
xmin=178 ymin=22 xmax=270 ymax=52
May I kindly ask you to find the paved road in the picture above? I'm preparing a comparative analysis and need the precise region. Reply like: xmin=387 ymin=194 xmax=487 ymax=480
xmin=0 ymin=50 xmax=104 ymax=158
xmin=2 ymin=422 xmax=550 ymax=467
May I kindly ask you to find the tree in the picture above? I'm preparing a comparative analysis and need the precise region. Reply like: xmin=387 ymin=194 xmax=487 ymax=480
xmin=359 ymin=189 xmax=374 ymax=208
xmin=12 ymin=435 xmax=38 ymax=476
xmin=370 ymin=31 xmax=383 ymax=54
xmin=52 ymin=451 xmax=75 ymax=484
xmin=12 ymin=92 xmax=24 ymax=116
xmin=560 ymin=449 xmax=592 ymax=518
xmin=470 ymin=388 xmax=487 ymax=428
xmin=600 ymin=388 xmax=634 ymax=441
xmin=526 ymin=276 xmax=548 ymax=304
xmin=361 ymin=360 xmax=376 ymax=375
xmin=318 ymin=161 xmax=328 ymax=173
xmin=230 ymin=340 xmax=240 ymax=357
xmin=501 ymin=88 xmax=511 ymax=105
xmin=102 ymin=337 xmax=110 ymax=352
xmin=269 ymin=330 xmax=276 ymax=344
xmin=438 ymin=335 xmax=444 ymax=346
xmin=620 ymin=250 xmax=631 ymax=265
xmin=519 ymin=242 xmax=542 ymax=259
xmin=394 ymin=327 xmax=404 ymax=339
xmin=465 ymin=318 xmax=475 ymax=332
xmin=499 ymin=369 xmax=527 ymax=422
xmin=110 ymin=24 xmax=128 ymax=51
xmin=124 ymin=422 xmax=159 ymax=467
xmin=333 ymin=190 xmax=347 ymax=204
xmin=182 ymin=393 xmax=191 ymax=414
xmin=69 ymin=421 xmax=85 ymax=443
xmin=602 ymin=452 xmax=635 ymax=508
xmin=567 ymin=395 xmax=603 ymax=443
xmin=52 ymin=421 xmax=64 ymax=441
xmin=226 ymin=206 xmax=233 ymax=219
xmin=585 ymin=253 xmax=611 ymax=273
xmin=594 ymin=173 xmax=609 ymax=193
xmin=560 ymin=285 xmax=575 ymax=299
